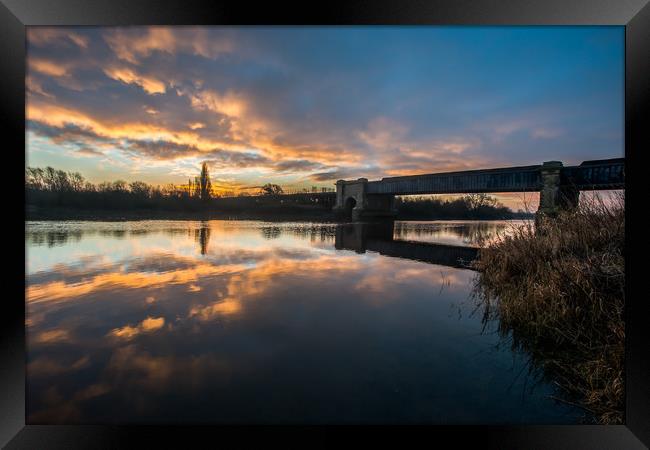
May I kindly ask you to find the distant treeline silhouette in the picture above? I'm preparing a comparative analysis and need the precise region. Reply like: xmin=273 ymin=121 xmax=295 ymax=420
xmin=26 ymin=166 xmax=528 ymax=219
xmin=395 ymin=195 xmax=528 ymax=220
xmin=26 ymin=166 xmax=213 ymax=212
xmin=25 ymin=166 xmax=337 ymax=217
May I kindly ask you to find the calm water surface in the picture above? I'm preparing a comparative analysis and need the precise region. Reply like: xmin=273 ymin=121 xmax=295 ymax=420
xmin=25 ymin=219 xmax=581 ymax=424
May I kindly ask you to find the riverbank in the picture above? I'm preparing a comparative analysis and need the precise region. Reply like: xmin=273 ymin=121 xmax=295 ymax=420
xmin=472 ymin=194 xmax=624 ymax=423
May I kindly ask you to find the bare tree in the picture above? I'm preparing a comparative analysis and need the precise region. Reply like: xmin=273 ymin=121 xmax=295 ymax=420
xmin=259 ymin=183 xmax=284 ymax=195
xmin=68 ymin=172 xmax=85 ymax=192
xmin=464 ymin=193 xmax=498 ymax=211
xmin=129 ymin=181 xmax=150 ymax=198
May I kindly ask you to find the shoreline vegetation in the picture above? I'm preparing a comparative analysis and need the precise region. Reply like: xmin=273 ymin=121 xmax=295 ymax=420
xmin=25 ymin=166 xmax=532 ymax=221
xmin=472 ymin=193 xmax=624 ymax=424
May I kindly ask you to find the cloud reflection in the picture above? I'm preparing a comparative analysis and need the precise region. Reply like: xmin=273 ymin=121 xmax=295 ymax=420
xmin=26 ymin=220 xmax=578 ymax=424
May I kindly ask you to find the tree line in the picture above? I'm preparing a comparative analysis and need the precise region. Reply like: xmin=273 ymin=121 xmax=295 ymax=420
xmin=25 ymin=165 xmax=329 ymax=214
xmin=26 ymin=164 xmax=218 ymax=212
xmin=395 ymin=194 xmax=528 ymax=219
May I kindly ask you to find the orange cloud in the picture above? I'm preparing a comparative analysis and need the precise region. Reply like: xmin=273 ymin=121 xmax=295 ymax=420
xmin=189 ymin=89 xmax=247 ymax=118
xmin=27 ymin=28 xmax=89 ymax=49
xmin=29 ymin=58 xmax=68 ymax=77
xmin=109 ymin=316 xmax=166 ymax=340
xmin=27 ymin=93 xmax=366 ymax=177
xmin=32 ymin=328 xmax=71 ymax=344
xmin=104 ymin=66 xmax=166 ymax=94
xmin=26 ymin=102 xmax=246 ymax=154
xmin=104 ymin=27 xmax=176 ymax=64
xmin=104 ymin=27 xmax=233 ymax=64
xmin=189 ymin=297 xmax=241 ymax=319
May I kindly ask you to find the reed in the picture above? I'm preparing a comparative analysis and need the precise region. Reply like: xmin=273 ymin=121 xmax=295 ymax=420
xmin=473 ymin=192 xmax=625 ymax=423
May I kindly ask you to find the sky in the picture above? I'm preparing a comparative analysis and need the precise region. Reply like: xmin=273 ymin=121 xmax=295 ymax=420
xmin=26 ymin=26 xmax=624 ymax=207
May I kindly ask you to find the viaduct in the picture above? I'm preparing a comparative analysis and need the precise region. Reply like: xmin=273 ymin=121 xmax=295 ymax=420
xmin=333 ymin=158 xmax=624 ymax=220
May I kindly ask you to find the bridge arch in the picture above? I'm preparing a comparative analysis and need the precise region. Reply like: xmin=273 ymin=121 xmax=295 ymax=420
xmin=344 ymin=196 xmax=357 ymax=216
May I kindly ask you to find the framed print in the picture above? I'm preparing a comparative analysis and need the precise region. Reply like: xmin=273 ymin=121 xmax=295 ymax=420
xmin=2 ymin=0 xmax=649 ymax=448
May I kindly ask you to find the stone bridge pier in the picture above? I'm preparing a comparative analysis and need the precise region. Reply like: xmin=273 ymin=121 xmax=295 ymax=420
xmin=537 ymin=161 xmax=580 ymax=216
xmin=333 ymin=178 xmax=397 ymax=220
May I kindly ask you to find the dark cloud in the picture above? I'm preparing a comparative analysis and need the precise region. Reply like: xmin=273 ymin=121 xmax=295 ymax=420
xmin=273 ymin=159 xmax=325 ymax=173
xmin=27 ymin=121 xmax=120 ymax=155
xmin=204 ymin=150 xmax=272 ymax=169
xmin=28 ymin=121 xmax=105 ymax=143
xmin=309 ymin=166 xmax=383 ymax=182
xmin=76 ymin=147 xmax=104 ymax=156
xmin=125 ymin=140 xmax=200 ymax=160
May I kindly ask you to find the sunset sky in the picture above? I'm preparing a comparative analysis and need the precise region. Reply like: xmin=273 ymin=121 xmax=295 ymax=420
xmin=26 ymin=26 xmax=623 ymax=207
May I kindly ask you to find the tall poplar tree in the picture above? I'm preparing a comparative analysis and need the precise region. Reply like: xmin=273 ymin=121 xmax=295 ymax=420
xmin=199 ymin=162 xmax=212 ymax=201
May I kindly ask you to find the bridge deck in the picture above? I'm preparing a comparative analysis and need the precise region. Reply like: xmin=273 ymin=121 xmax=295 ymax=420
xmin=364 ymin=158 xmax=624 ymax=196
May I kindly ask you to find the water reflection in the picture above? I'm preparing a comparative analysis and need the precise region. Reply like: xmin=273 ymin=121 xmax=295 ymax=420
xmin=194 ymin=223 xmax=211 ymax=255
xmin=26 ymin=228 xmax=83 ymax=247
xmin=393 ymin=220 xmax=522 ymax=246
xmin=25 ymin=219 xmax=578 ymax=424
xmin=334 ymin=222 xmax=478 ymax=269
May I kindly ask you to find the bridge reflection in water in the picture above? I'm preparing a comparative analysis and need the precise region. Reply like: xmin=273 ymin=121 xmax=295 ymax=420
xmin=334 ymin=222 xmax=479 ymax=269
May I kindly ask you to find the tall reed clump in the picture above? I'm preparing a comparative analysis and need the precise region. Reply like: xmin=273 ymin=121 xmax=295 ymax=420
xmin=473 ymin=192 xmax=624 ymax=423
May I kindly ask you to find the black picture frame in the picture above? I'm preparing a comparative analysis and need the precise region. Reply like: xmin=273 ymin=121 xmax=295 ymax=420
xmin=2 ymin=0 xmax=649 ymax=448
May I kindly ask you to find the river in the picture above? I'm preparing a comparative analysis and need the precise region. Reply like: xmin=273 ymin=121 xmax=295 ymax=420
xmin=25 ymin=219 xmax=583 ymax=424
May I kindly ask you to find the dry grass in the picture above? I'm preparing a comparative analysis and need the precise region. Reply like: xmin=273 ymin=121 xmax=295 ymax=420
xmin=472 ymin=192 xmax=625 ymax=423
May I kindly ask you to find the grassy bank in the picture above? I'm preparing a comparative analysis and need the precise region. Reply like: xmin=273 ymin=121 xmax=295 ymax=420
xmin=472 ymin=193 xmax=624 ymax=424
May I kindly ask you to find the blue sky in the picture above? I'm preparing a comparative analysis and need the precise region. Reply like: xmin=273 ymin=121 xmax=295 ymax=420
xmin=26 ymin=26 xmax=624 ymax=203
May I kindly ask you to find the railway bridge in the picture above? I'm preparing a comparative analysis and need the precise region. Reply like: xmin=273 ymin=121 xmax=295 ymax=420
xmin=333 ymin=158 xmax=624 ymax=220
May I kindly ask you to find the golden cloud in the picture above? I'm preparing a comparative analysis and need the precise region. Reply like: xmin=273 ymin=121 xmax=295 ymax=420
xmin=32 ymin=328 xmax=71 ymax=344
xmin=29 ymin=58 xmax=68 ymax=77
xmin=104 ymin=27 xmax=233 ymax=65
xmin=108 ymin=316 xmax=166 ymax=340
xmin=189 ymin=89 xmax=247 ymax=118
xmin=104 ymin=27 xmax=177 ymax=64
xmin=104 ymin=66 xmax=166 ymax=94
xmin=26 ymin=102 xmax=247 ymax=154
xmin=27 ymin=28 xmax=89 ymax=49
